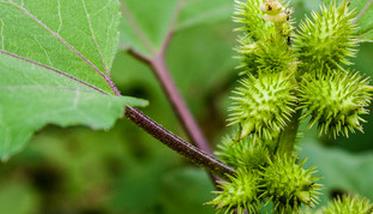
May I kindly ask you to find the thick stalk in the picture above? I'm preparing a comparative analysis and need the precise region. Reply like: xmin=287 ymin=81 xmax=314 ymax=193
xmin=125 ymin=106 xmax=235 ymax=177
xmin=277 ymin=109 xmax=302 ymax=155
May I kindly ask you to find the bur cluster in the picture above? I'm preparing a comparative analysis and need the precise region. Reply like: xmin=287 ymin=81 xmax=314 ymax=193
xmin=208 ymin=0 xmax=372 ymax=213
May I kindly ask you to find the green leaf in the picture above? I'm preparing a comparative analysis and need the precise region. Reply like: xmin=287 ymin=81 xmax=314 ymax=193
xmin=0 ymin=0 xmax=147 ymax=159
xmin=301 ymin=139 xmax=373 ymax=206
xmin=121 ymin=0 xmax=233 ymax=57
xmin=352 ymin=0 xmax=373 ymax=42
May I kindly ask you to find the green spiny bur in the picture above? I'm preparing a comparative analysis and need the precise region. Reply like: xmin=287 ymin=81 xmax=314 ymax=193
xmin=234 ymin=0 xmax=296 ymax=75
xmin=259 ymin=156 xmax=321 ymax=212
xmin=294 ymin=0 xmax=358 ymax=70
xmin=216 ymin=134 xmax=270 ymax=169
xmin=208 ymin=169 xmax=260 ymax=214
xmin=323 ymin=194 xmax=373 ymax=214
xmin=299 ymin=70 xmax=371 ymax=138
xmin=228 ymin=72 xmax=297 ymax=140
xmin=233 ymin=0 xmax=266 ymax=41
xmin=236 ymin=35 xmax=297 ymax=75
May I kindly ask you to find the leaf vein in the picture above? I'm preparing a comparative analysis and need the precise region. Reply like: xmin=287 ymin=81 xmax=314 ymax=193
xmin=0 ymin=18 xmax=4 ymax=49
xmin=56 ymin=0 xmax=63 ymax=33
xmin=1 ymin=1 xmax=115 ymax=90
xmin=0 ymin=49 xmax=108 ymax=95
xmin=81 ymin=0 xmax=109 ymax=73
xmin=33 ymin=36 xmax=53 ymax=65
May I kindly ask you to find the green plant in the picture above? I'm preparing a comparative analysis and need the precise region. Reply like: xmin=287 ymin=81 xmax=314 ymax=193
xmin=0 ymin=0 xmax=372 ymax=213
xmin=208 ymin=0 xmax=373 ymax=213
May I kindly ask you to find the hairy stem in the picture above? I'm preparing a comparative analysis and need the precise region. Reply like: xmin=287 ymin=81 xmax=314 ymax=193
xmin=125 ymin=106 xmax=235 ymax=177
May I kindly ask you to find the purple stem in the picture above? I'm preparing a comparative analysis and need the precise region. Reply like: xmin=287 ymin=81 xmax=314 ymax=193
xmin=129 ymin=49 xmax=213 ymax=155
xmin=113 ymin=81 xmax=233 ymax=176
xmin=149 ymin=55 xmax=213 ymax=154
xmin=125 ymin=107 xmax=234 ymax=177
xmin=129 ymin=51 xmax=222 ymax=186
xmin=128 ymin=34 xmax=220 ymax=184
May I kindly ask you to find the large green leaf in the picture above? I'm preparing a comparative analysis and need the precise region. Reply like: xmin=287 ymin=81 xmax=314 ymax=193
xmin=0 ymin=0 xmax=146 ymax=159
xmin=121 ymin=0 xmax=233 ymax=57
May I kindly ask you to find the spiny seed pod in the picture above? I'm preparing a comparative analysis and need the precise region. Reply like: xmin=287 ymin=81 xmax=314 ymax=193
xmin=228 ymin=72 xmax=297 ymax=140
xmin=323 ymin=195 xmax=373 ymax=214
xmin=216 ymin=134 xmax=270 ymax=169
xmin=235 ymin=0 xmax=295 ymax=75
xmin=233 ymin=0 xmax=266 ymax=41
xmin=294 ymin=1 xmax=358 ymax=70
xmin=259 ymin=155 xmax=321 ymax=212
xmin=299 ymin=70 xmax=372 ymax=138
xmin=236 ymin=36 xmax=297 ymax=75
xmin=208 ymin=169 xmax=260 ymax=214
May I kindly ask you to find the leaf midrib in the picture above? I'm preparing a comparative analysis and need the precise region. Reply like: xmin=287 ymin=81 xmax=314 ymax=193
xmin=0 ymin=0 xmax=115 ymax=93
xmin=0 ymin=50 xmax=107 ymax=95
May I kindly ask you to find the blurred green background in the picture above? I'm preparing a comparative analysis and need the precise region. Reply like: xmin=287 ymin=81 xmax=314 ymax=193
xmin=0 ymin=1 xmax=372 ymax=213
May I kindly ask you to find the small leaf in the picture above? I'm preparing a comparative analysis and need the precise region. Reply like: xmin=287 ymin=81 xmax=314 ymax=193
xmin=0 ymin=0 xmax=147 ymax=159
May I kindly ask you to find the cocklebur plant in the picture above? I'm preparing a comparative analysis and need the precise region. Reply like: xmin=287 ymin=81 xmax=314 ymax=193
xmin=209 ymin=0 xmax=373 ymax=213
xmin=0 ymin=0 xmax=372 ymax=213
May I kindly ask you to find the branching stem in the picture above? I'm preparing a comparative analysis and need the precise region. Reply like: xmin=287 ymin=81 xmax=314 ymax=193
xmin=126 ymin=8 xmax=217 ymax=185
xmin=128 ymin=49 xmax=213 ymax=155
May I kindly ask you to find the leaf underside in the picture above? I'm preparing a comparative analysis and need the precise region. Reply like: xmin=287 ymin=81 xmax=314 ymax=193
xmin=0 ymin=0 xmax=146 ymax=159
